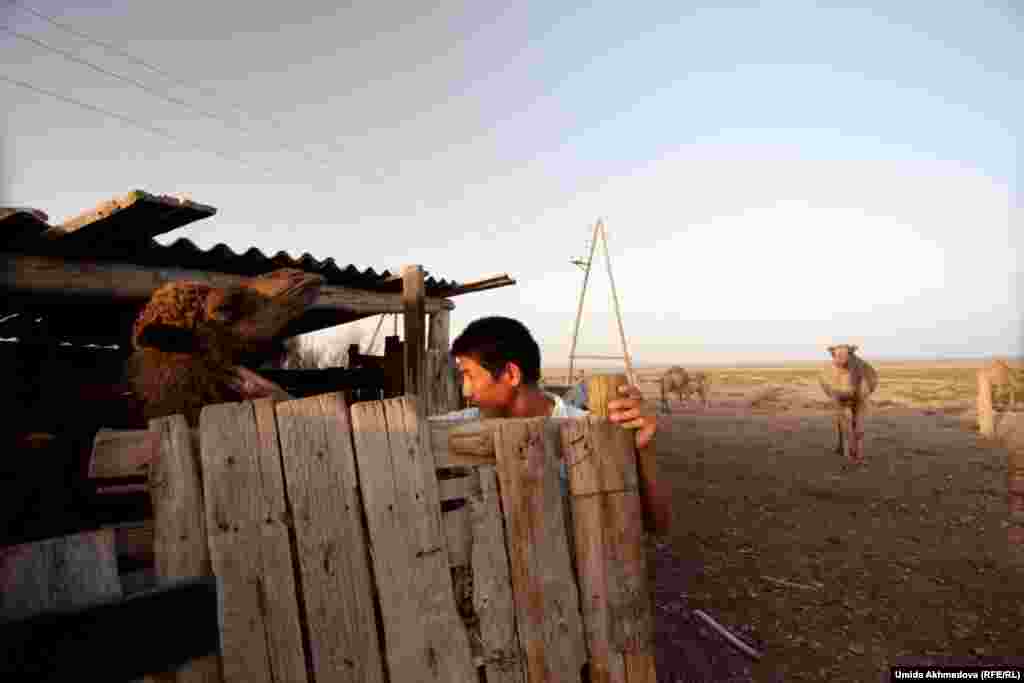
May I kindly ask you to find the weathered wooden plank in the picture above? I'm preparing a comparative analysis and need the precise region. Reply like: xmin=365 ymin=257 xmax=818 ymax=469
xmin=41 ymin=190 xmax=216 ymax=245
xmin=148 ymin=416 xmax=213 ymax=589
xmin=273 ymin=393 xmax=386 ymax=683
xmin=586 ymin=374 xmax=672 ymax=535
xmin=403 ymin=264 xmax=426 ymax=399
xmin=444 ymin=504 xmax=473 ymax=569
xmin=0 ymin=576 xmax=219 ymax=682
xmin=199 ymin=401 xmax=307 ymax=683
xmin=349 ymin=396 xmax=476 ymax=682
xmin=494 ymin=417 xmax=587 ymax=683
xmin=561 ymin=414 xmax=655 ymax=683
xmin=0 ymin=528 xmax=121 ymax=622
xmin=90 ymin=428 xmax=160 ymax=479
xmin=430 ymin=418 xmax=497 ymax=467
xmin=0 ymin=253 xmax=455 ymax=315
xmin=470 ymin=465 xmax=527 ymax=683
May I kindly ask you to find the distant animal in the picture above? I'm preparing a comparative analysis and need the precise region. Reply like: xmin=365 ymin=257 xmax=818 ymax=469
xmin=659 ymin=366 xmax=712 ymax=413
xmin=976 ymin=358 xmax=1019 ymax=436
xmin=125 ymin=268 xmax=323 ymax=427
xmin=980 ymin=358 xmax=1018 ymax=411
xmin=659 ymin=366 xmax=689 ymax=413
xmin=818 ymin=344 xmax=879 ymax=464
xmin=688 ymin=370 xmax=711 ymax=407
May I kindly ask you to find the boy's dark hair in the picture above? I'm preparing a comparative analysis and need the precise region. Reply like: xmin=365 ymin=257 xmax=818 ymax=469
xmin=451 ymin=316 xmax=542 ymax=385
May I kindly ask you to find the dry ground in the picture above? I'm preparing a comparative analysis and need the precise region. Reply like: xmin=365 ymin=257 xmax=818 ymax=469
xmin=544 ymin=361 xmax=1024 ymax=682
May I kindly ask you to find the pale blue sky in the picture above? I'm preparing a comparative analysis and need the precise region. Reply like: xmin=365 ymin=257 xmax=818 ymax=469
xmin=3 ymin=1 xmax=1021 ymax=366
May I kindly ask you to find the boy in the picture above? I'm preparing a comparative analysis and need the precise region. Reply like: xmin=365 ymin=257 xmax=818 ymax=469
xmin=432 ymin=316 xmax=670 ymax=532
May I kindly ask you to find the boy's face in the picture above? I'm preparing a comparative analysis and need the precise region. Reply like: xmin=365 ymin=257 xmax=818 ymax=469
xmin=455 ymin=355 xmax=519 ymax=417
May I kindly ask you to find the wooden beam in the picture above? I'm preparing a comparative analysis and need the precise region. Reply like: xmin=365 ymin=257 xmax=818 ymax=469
xmin=403 ymin=264 xmax=426 ymax=399
xmin=427 ymin=309 xmax=450 ymax=352
xmin=40 ymin=190 xmax=216 ymax=246
xmin=89 ymin=428 xmax=159 ymax=479
xmin=437 ymin=274 xmax=517 ymax=298
xmin=0 ymin=576 xmax=220 ymax=682
xmin=0 ymin=528 xmax=121 ymax=622
xmin=0 ymin=253 xmax=455 ymax=316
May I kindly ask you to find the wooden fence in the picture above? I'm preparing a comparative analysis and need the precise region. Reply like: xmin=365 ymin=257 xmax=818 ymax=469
xmin=144 ymin=387 xmax=656 ymax=682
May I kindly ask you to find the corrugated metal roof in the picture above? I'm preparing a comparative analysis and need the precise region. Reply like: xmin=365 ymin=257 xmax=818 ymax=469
xmin=0 ymin=190 xmax=465 ymax=296
xmin=136 ymin=237 xmax=460 ymax=295
xmin=0 ymin=190 xmax=516 ymax=346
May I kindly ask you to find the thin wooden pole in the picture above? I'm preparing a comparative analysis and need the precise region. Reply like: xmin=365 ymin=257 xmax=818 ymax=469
xmin=599 ymin=220 xmax=637 ymax=387
xmin=364 ymin=313 xmax=386 ymax=354
xmin=568 ymin=220 xmax=600 ymax=382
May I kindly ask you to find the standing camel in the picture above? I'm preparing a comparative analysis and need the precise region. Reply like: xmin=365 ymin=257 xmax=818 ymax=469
xmin=977 ymin=358 xmax=1018 ymax=436
xmin=818 ymin=344 xmax=878 ymax=465
xmin=688 ymin=370 xmax=711 ymax=407
xmin=659 ymin=366 xmax=690 ymax=413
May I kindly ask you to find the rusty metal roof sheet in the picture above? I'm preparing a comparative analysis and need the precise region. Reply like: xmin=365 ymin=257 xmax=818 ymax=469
xmin=0 ymin=189 xmax=480 ymax=296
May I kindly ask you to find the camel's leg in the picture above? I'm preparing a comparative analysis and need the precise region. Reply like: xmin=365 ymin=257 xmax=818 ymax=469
xmin=840 ymin=407 xmax=854 ymax=462
xmin=660 ymin=382 xmax=669 ymax=414
xmin=834 ymin=410 xmax=845 ymax=456
xmin=978 ymin=371 xmax=995 ymax=437
xmin=850 ymin=403 xmax=865 ymax=463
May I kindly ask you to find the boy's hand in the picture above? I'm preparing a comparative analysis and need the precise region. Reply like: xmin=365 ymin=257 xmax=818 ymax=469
xmin=608 ymin=383 xmax=657 ymax=450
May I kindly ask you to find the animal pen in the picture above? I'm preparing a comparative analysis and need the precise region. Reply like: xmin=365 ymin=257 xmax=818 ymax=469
xmin=6 ymin=190 xmax=683 ymax=681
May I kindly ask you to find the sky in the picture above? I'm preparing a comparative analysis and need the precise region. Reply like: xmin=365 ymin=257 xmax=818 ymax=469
xmin=2 ymin=1 xmax=1021 ymax=366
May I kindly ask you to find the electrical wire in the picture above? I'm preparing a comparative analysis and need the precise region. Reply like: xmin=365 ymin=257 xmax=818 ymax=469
xmin=1 ymin=73 xmax=279 ymax=178
xmin=1 ymin=24 xmax=338 ymax=169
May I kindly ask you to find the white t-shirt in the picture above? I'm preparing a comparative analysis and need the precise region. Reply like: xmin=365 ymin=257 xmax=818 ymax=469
xmin=428 ymin=391 xmax=588 ymax=491
xmin=428 ymin=390 xmax=589 ymax=423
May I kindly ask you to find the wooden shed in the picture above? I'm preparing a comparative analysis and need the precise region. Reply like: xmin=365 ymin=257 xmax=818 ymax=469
xmin=0 ymin=189 xmax=515 ymax=549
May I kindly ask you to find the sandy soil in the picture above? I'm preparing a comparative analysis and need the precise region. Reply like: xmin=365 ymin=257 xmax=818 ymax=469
xmin=544 ymin=362 xmax=1024 ymax=682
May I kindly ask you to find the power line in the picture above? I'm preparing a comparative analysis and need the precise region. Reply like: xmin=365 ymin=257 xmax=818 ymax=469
xmin=1 ymin=73 xmax=280 ymax=178
xmin=7 ymin=1 xmax=299 ymax=134
xmin=7 ymin=1 xmax=348 ymax=158
xmin=1 ymin=24 xmax=338 ymax=170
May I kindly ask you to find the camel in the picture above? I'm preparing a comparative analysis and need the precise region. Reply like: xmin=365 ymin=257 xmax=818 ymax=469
xmin=977 ymin=358 xmax=1019 ymax=436
xmin=125 ymin=268 xmax=324 ymax=427
xmin=659 ymin=366 xmax=711 ymax=413
xmin=818 ymin=344 xmax=878 ymax=465
xmin=981 ymin=358 xmax=1017 ymax=409
xmin=689 ymin=370 xmax=711 ymax=407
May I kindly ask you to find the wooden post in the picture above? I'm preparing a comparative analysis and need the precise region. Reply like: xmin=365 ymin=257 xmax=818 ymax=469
xmin=586 ymin=375 xmax=672 ymax=536
xmin=428 ymin=309 xmax=450 ymax=353
xmin=148 ymin=415 xmax=223 ymax=682
xmin=427 ymin=308 xmax=460 ymax=413
xmin=978 ymin=369 xmax=995 ymax=437
xmin=566 ymin=374 xmax=656 ymax=683
xmin=403 ymin=264 xmax=426 ymax=400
